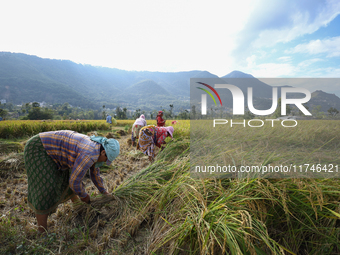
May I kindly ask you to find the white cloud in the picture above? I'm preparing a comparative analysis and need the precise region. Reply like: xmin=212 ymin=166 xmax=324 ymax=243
xmin=286 ymin=36 xmax=340 ymax=57
xmin=250 ymin=63 xmax=296 ymax=77
xmin=245 ymin=55 xmax=295 ymax=77
xmin=252 ymin=2 xmax=340 ymax=48
xmin=233 ymin=0 xmax=340 ymax=67
xmin=0 ymin=0 xmax=339 ymax=78
xmin=312 ymin=67 xmax=340 ymax=77
xmin=278 ymin=56 xmax=292 ymax=62
xmin=246 ymin=57 xmax=337 ymax=78
xmin=297 ymin=58 xmax=324 ymax=68
xmin=0 ymin=0 xmax=254 ymax=76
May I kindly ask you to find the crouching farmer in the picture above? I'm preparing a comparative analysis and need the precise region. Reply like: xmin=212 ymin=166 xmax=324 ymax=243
xmin=131 ymin=114 xmax=147 ymax=147
xmin=137 ymin=125 xmax=174 ymax=162
xmin=24 ymin=130 xmax=120 ymax=234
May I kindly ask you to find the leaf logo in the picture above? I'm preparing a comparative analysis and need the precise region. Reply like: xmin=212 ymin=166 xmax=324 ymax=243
xmin=196 ymin=82 xmax=223 ymax=106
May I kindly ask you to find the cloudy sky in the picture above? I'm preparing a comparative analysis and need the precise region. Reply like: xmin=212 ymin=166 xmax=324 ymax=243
xmin=1 ymin=0 xmax=340 ymax=78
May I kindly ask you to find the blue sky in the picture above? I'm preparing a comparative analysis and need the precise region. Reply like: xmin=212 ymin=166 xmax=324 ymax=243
xmin=237 ymin=1 xmax=340 ymax=79
xmin=1 ymin=0 xmax=339 ymax=80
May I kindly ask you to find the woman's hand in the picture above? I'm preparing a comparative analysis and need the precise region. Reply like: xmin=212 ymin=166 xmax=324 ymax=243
xmin=81 ymin=194 xmax=91 ymax=204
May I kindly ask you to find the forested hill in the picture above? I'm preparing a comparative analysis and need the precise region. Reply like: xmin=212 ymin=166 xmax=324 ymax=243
xmin=1 ymin=52 xmax=340 ymax=113
xmin=0 ymin=52 xmax=208 ymax=110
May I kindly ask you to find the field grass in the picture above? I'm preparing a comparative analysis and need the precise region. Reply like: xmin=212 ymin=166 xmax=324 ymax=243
xmin=191 ymin=119 xmax=340 ymax=178
xmin=0 ymin=119 xmax=339 ymax=254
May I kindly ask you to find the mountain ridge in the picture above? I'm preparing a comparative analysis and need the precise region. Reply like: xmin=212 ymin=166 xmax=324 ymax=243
xmin=1 ymin=52 xmax=340 ymax=113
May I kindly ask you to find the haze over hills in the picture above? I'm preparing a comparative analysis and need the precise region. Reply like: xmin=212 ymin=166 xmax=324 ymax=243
xmin=1 ymin=52 xmax=340 ymax=113
xmin=0 ymin=52 xmax=199 ymax=111
xmin=221 ymin=70 xmax=255 ymax=78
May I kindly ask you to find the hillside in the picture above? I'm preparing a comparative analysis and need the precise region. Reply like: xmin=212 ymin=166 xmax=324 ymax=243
xmin=118 ymin=80 xmax=182 ymax=111
xmin=1 ymin=52 xmax=340 ymax=114
xmin=0 ymin=52 xmax=198 ymax=110
xmin=221 ymin=70 xmax=255 ymax=78
xmin=310 ymin=90 xmax=340 ymax=112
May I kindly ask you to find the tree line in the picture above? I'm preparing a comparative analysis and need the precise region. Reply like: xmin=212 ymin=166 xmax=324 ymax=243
xmin=1 ymin=100 xmax=338 ymax=121
xmin=0 ymin=102 xmax=192 ymax=120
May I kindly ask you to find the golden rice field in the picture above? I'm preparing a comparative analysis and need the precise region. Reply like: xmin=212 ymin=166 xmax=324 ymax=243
xmin=0 ymin=119 xmax=190 ymax=139
xmin=1 ymin=119 xmax=340 ymax=254
xmin=191 ymin=119 xmax=340 ymax=178
xmin=0 ymin=120 xmax=112 ymax=139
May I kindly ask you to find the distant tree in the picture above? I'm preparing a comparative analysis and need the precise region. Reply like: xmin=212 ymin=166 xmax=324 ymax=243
xmin=115 ymin=106 xmax=122 ymax=119
xmin=169 ymin=104 xmax=174 ymax=118
xmin=273 ymin=98 xmax=291 ymax=118
xmin=87 ymin=110 xmax=95 ymax=120
xmin=0 ymin=108 xmax=8 ymax=118
xmin=62 ymin=103 xmax=69 ymax=111
xmin=27 ymin=107 xmax=53 ymax=120
xmin=102 ymin=105 xmax=106 ymax=120
xmin=162 ymin=109 xmax=171 ymax=119
xmin=32 ymin=102 xmax=40 ymax=108
xmin=122 ymin=107 xmax=127 ymax=119
xmin=327 ymin=107 xmax=339 ymax=118
xmin=244 ymin=108 xmax=255 ymax=119
xmin=24 ymin=103 xmax=32 ymax=113
xmin=134 ymin=108 xmax=141 ymax=119
xmin=297 ymin=103 xmax=310 ymax=116
xmin=115 ymin=106 xmax=127 ymax=119
xmin=150 ymin=110 xmax=158 ymax=120
xmin=191 ymin=105 xmax=196 ymax=119
xmin=6 ymin=102 xmax=14 ymax=112
xmin=219 ymin=107 xmax=224 ymax=119
xmin=312 ymin=105 xmax=324 ymax=119
xmin=178 ymin=109 xmax=189 ymax=119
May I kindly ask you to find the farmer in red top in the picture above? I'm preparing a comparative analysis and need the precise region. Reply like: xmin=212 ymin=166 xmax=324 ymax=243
xmin=156 ymin=111 xmax=166 ymax=127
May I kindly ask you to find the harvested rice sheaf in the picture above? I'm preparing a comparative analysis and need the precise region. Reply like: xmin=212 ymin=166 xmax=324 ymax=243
xmin=0 ymin=142 xmax=24 ymax=153
xmin=87 ymin=131 xmax=98 ymax=137
xmin=128 ymin=150 xmax=145 ymax=161
xmin=116 ymin=130 xmax=126 ymax=136
xmin=0 ymin=153 xmax=25 ymax=177
xmin=105 ymin=132 xmax=115 ymax=139
xmin=126 ymin=138 xmax=133 ymax=146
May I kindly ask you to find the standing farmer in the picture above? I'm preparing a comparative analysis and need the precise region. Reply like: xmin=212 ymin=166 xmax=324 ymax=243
xmin=156 ymin=111 xmax=166 ymax=127
xmin=106 ymin=114 xmax=112 ymax=124
xmin=24 ymin=130 xmax=120 ymax=233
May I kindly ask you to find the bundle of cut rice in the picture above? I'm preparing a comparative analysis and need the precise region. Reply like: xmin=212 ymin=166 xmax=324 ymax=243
xmin=0 ymin=142 xmax=24 ymax=153
xmin=0 ymin=153 xmax=25 ymax=177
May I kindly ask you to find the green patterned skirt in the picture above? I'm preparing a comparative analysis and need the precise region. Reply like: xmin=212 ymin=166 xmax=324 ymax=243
xmin=24 ymin=134 xmax=75 ymax=215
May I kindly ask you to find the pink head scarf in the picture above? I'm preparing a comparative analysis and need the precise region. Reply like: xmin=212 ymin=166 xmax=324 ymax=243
xmin=165 ymin=126 xmax=174 ymax=138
